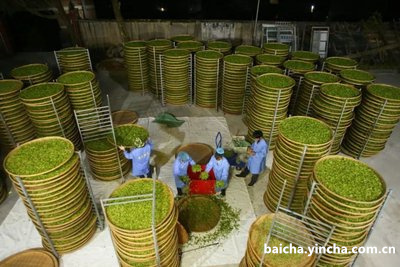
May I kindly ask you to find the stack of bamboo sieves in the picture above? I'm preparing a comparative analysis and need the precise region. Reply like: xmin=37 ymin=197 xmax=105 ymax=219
xmin=56 ymin=47 xmax=92 ymax=73
xmin=246 ymin=73 xmax=295 ymax=148
xmin=291 ymin=50 xmax=320 ymax=64
xmin=312 ymin=83 xmax=362 ymax=154
xmin=11 ymin=64 xmax=52 ymax=86
xmin=147 ymin=39 xmax=173 ymax=97
xmin=293 ymin=71 xmax=340 ymax=116
xmin=177 ymin=41 xmax=204 ymax=53
xmin=123 ymin=41 xmax=149 ymax=92
xmin=222 ymin=54 xmax=252 ymax=114
xmin=323 ymin=57 xmax=358 ymax=74
xmin=240 ymin=213 xmax=316 ymax=267
xmin=263 ymin=43 xmax=290 ymax=58
xmin=244 ymin=65 xmax=284 ymax=124
xmin=207 ymin=41 xmax=232 ymax=55
xmin=85 ymin=138 xmax=130 ymax=181
xmin=307 ymin=156 xmax=386 ymax=266
xmin=57 ymin=70 xmax=102 ymax=110
xmin=0 ymin=80 xmax=36 ymax=148
xmin=255 ymin=54 xmax=285 ymax=67
xmin=339 ymin=69 xmax=375 ymax=90
xmin=283 ymin=60 xmax=316 ymax=115
xmin=342 ymin=83 xmax=400 ymax=157
xmin=105 ymin=179 xmax=180 ymax=266
xmin=171 ymin=35 xmax=194 ymax=46
xmin=194 ymin=50 xmax=223 ymax=108
xmin=235 ymin=45 xmax=262 ymax=58
xmin=19 ymin=82 xmax=81 ymax=150
xmin=162 ymin=49 xmax=191 ymax=105
xmin=264 ymin=116 xmax=332 ymax=213
xmin=4 ymin=137 xmax=97 ymax=254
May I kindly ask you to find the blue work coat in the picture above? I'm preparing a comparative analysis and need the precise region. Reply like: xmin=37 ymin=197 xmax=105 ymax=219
xmin=173 ymin=156 xmax=195 ymax=189
xmin=205 ymin=156 xmax=230 ymax=190
xmin=247 ymin=138 xmax=268 ymax=174
xmin=123 ymin=140 xmax=153 ymax=176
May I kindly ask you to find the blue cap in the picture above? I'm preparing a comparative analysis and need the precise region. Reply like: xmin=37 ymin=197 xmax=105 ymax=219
xmin=216 ymin=147 xmax=224 ymax=155
xmin=178 ymin=151 xmax=190 ymax=162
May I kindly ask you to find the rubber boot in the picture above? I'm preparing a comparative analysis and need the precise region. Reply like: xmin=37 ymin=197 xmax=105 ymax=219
xmin=248 ymin=174 xmax=259 ymax=186
xmin=237 ymin=167 xmax=250 ymax=177
xmin=177 ymin=188 xmax=183 ymax=196
xmin=221 ymin=189 xmax=226 ymax=196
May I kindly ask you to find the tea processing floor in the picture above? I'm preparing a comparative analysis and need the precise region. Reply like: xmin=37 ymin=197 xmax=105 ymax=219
xmin=1 ymin=54 xmax=400 ymax=266
xmin=0 ymin=116 xmax=257 ymax=266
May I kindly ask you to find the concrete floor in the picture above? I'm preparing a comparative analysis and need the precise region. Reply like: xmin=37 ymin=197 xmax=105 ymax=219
xmin=1 ymin=53 xmax=400 ymax=266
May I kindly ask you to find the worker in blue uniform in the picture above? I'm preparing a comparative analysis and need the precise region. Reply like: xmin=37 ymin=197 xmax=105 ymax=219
xmin=119 ymin=138 xmax=153 ymax=178
xmin=237 ymin=130 xmax=268 ymax=186
xmin=173 ymin=151 xmax=196 ymax=195
xmin=205 ymin=148 xmax=230 ymax=196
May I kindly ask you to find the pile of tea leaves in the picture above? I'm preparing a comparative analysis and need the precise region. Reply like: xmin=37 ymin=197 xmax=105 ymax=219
xmin=368 ymin=84 xmax=400 ymax=100
xmin=199 ymin=171 xmax=209 ymax=180
xmin=315 ymin=157 xmax=384 ymax=201
xmin=257 ymin=74 xmax=295 ymax=89
xmin=106 ymin=180 xmax=171 ymax=230
xmin=191 ymin=164 xmax=202 ymax=173
xmin=224 ymin=55 xmax=252 ymax=65
xmin=5 ymin=138 xmax=74 ymax=176
xmin=111 ymin=125 xmax=149 ymax=148
xmin=185 ymin=195 xmax=240 ymax=246
xmin=279 ymin=117 xmax=332 ymax=144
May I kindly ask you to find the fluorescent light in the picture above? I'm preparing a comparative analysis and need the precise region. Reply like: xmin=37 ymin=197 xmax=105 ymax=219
xmin=311 ymin=5 xmax=315 ymax=13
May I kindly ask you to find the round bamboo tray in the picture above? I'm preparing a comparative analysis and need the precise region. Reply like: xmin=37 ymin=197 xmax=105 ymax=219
xmin=222 ymin=54 xmax=253 ymax=114
xmin=10 ymin=63 xmax=53 ymax=85
xmin=85 ymin=138 xmax=130 ymax=181
xmin=112 ymin=110 xmax=139 ymax=125
xmin=57 ymin=70 xmax=102 ymax=110
xmin=162 ymin=49 xmax=191 ymax=105
xmin=324 ymin=57 xmax=358 ymax=74
xmin=207 ymin=41 xmax=232 ymax=55
xmin=264 ymin=116 xmax=333 ymax=213
xmin=3 ymin=137 xmax=96 ymax=254
xmin=0 ymin=79 xmax=36 ymax=148
xmin=177 ymin=40 xmax=204 ymax=53
xmin=105 ymin=179 xmax=179 ymax=267
xmin=176 ymin=143 xmax=214 ymax=164
xmin=147 ymin=39 xmax=173 ymax=97
xmin=291 ymin=50 xmax=320 ymax=63
xmin=194 ymin=50 xmax=223 ymax=108
xmin=246 ymin=73 xmax=295 ymax=148
xmin=255 ymin=54 xmax=285 ymax=67
xmin=283 ymin=60 xmax=316 ymax=115
xmin=312 ymin=83 xmax=362 ymax=154
xmin=241 ymin=213 xmax=316 ymax=267
xmin=293 ymin=71 xmax=340 ymax=116
xmin=339 ymin=69 xmax=375 ymax=90
xmin=342 ymin=83 xmax=400 ymax=157
xmin=306 ymin=155 xmax=386 ymax=265
xmin=177 ymin=195 xmax=221 ymax=232
xmin=57 ymin=47 xmax=91 ymax=73
xmin=19 ymin=82 xmax=81 ymax=150
xmin=123 ymin=41 xmax=149 ymax=92
xmin=0 ymin=248 xmax=59 ymax=267
xmin=235 ymin=45 xmax=262 ymax=58
xmin=263 ymin=43 xmax=289 ymax=58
